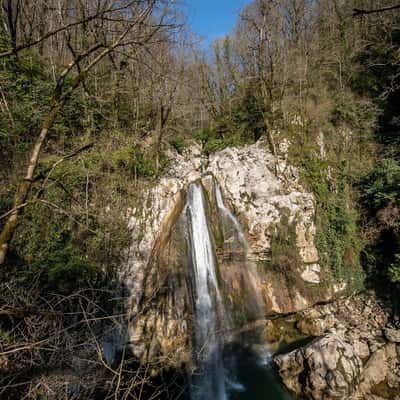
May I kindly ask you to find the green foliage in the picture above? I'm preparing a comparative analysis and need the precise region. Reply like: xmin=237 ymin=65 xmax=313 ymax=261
xmin=270 ymin=213 xmax=302 ymax=272
xmin=0 ymin=19 xmax=8 ymax=52
xmin=301 ymin=155 xmax=364 ymax=287
xmin=9 ymin=148 xmax=133 ymax=293
xmin=111 ymin=145 xmax=169 ymax=178
xmin=0 ymin=191 xmax=13 ymax=226
xmin=228 ymin=89 xmax=265 ymax=141
xmin=0 ymin=56 xmax=47 ymax=149
xmin=389 ymin=255 xmax=400 ymax=284
xmin=193 ymin=88 xmax=264 ymax=154
xmin=194 ymin=128 xmax=245 ymax=154
xmin=0 ymin=54 xmax=86 ymax=155
xmin=359 ymin=159 xmax=400 ymax=292
xmin=40 ymin=247 xmax=102 ymax=293
xmin=360 ymin=159 xmax=400 ymax=213
xmin=12 ymin=204 xmax=101 ymax=293
xmin=331 ymin=92 xmax=378 ymax=132
xmin=169 ymin=136 xmax=188 ymax=154
xmin=352 ymin=15 xmax=400 ymax=155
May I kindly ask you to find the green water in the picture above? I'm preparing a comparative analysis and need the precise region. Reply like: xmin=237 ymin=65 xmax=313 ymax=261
xmin=187 ymin=341 xmax=297 ymax=400
xmin=226 ymin=344 xmax=296 ymax=400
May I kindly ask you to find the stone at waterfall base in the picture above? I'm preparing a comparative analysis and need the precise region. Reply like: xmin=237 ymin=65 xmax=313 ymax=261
xmin=273 ymin=295 xmax=400 ymax=400
xmin=384 ymin=328 xmax=400 ymax=343
xmin=297 ymin=308 xmax=335 ymax=336
xmin=274 ymin=334 xmax=363 ymax=399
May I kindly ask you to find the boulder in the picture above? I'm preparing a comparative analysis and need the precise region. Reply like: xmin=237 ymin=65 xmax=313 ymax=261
xmin=384 ymin=328 xmax=400 ymax=343
xmin=300 ymin=263 xmax=321 ymax=284
xmin=274 ymin=334 xmax=362 ymax=400
xmin=385 ymin=343 xmax=400 ymax=390
xmin=360 ymin=348 xmax=388 ymax=389
xmin=353 ymin=346 xmax=394 ymax=399
xmin=297 ymin=308 xmax=335 ymax=337
xmin=351 ymin=339 xmax=370 ymax=360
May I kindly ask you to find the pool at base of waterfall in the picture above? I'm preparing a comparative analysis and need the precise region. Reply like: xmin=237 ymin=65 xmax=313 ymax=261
xmin=226 ymin=344 xmax=296 ymax=400
xmin=188 ymin=341 xmax=297 ymax=400
xmin=185 ymin=182 xmax=298 ymax=400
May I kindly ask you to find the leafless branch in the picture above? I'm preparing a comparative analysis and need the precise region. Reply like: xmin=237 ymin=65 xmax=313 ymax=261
xmin=353 ymin=4 xmax=400 ymax=16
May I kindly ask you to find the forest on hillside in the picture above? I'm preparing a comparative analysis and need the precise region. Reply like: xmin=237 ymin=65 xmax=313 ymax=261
xmin=0 ymin=0 xmax=399 ymax=399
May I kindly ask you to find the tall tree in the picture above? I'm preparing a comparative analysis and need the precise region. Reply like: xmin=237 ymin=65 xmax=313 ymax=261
xmin=0 ymin=0 xmax=179 ymax=265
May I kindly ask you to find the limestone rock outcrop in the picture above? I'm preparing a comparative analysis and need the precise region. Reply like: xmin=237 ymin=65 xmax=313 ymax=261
xmin=273 ymin=294 xmax=400 ymax=400
xmin=297 ymin=308 xmax=335 ymax=337
xmin=122 ymin=140 xmax=341 ymax=366
xmin=275 ymin=334 xmax=363 ymax=400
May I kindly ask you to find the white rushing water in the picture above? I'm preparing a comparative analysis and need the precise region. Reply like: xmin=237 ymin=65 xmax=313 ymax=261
xmin=186 ymin=183 xmax=227 ymax=400
xmin=186 ymin=181 xmax=274 ymax=400
xmin=215 ymin=184 xmax=247 ymax=251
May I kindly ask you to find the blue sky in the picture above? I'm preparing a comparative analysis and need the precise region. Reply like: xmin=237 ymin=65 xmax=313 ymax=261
xmin=185 ymin=0 xmax=249 ymax=45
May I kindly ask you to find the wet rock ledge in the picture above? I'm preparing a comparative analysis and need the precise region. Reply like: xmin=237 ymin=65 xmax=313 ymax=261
xmin=273 ymin=294 xmax=400 ymax=400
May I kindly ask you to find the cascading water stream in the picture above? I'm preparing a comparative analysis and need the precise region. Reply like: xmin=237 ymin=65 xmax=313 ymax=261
xmin=186 ymin=183 xmax=228 ymax=400
xmin=215 ymin=185 xmax=247 ymax=252
xmin=215 ymin=183 xmax=266 ymax=327
xmin=186 ymin=181 xmax=289 ymax=400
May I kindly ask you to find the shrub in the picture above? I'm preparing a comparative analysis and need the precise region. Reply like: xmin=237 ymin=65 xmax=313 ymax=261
xmin=111 ymin=145 xmax=169 ymax=178
xmin=270 ymin=214 xmax=302 ymax=273
xmin=43 ymin=248 xmax=102 ymax=293
xmin=193 ymin=90 xmax=264 ymax=154
xmin=0 ymin=53 xmax=86 ymax=156
xmin=193 ymin=128 xmax=248 ymax=154
xmin=331 ymin=92 xmax=377 ymax=133
xmin=359 ymin=159 xmax=400 ymax=292
xmin=360 ymin=159 xmax=400 ymax=213
xmin=169 ymin=136 xmax=188 ymax=154
xmin=301 ymin=155 xmax=364 ymax=287
xmin=389 ymin=254 xmax=400 ymax=284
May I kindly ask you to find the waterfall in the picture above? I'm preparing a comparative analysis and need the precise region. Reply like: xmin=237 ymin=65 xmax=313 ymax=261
xmin=186 ymin=182 xmax=227 ymax=400
xmin=186 ymin=181 xmax=270 ymax=400
xmin=215 ymin=185 xmax=247 ymax=251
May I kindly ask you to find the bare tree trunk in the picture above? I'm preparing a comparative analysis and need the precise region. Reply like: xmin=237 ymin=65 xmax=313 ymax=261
xmin=155 ymin=103 xmax=164 ymax=171
xmin=3 ymin=0 xmax=20 ymax=54
xmin=0 ymin=104 xmax=60 ymax=265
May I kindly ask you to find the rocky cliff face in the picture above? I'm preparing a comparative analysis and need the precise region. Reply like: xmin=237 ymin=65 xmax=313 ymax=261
xmin=273 ymin=294 xmax=400 ymax=400
xmin=122 ymin=141 xmax=342 ymax=367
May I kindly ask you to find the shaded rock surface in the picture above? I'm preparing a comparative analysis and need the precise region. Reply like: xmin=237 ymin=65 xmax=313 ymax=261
xmin=275 ymin=334 xmax=363 ymax=399
xmin=384 ymin=328 xmax=400 ymax=343
xmin=273 ymin=294 xmax=400 ymax=400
